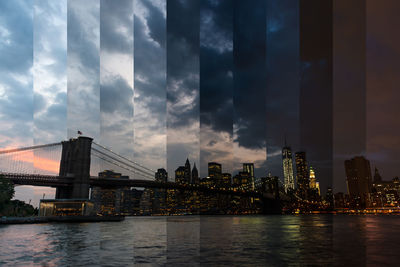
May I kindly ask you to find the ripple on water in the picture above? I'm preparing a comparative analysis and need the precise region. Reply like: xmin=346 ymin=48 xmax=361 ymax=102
xmin=1 ymin=215 xmax=400 ymax=266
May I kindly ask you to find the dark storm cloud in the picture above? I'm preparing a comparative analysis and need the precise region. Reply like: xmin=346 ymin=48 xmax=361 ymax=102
xmin=200 ymin=47 xmax=233 ymax=134
xmin=140 ymin=0 xmax=166 ymax=48
xmin=233 ymin=0 xmax=267 ymax=151
xmin=100 ymin=0 xmax=133 ymax=54
xmin=200 ymin=0 xmax=233 ymax=136
xmin=134 ymin=7 xmax=166 ymax=107
xmin=166 ymin=0 xmax=200 ymax=129
xmin=200 ymin=0 xmax=233 ymax=53
xmin=100 ymin=75 xmax=133 ymax=116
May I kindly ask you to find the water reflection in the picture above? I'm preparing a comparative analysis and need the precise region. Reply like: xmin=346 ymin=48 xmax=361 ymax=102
xmin=0 ymin=215 xmax=399 ymax=266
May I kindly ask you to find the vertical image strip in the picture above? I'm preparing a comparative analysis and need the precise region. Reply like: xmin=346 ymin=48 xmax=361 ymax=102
xmin=166 ymin=0 xmax=200 ymax=264
xmin=67 ymin=0 xmax=100 ymax=142
xmin=199 ymin=0 xmax=234 ymax=181
xmin=32 ymin=0 xmax=68 ymax=204
xmin=100 ymin=0 xmax=134 ymax=168
xmin=0 ymin=0 xmax=34 ymax=205
xmin=299 ymin=0 xmax=333 ymax=264
xmin=332 ymin=1 xmax=367 ymax=265
xmin=133 ymin=0 xmax=168 ymax=264
xmin=265 ymin=0 xmax=300 ymax=192
xmin=366 ymin=1 xmax=400 ymax=264
xmin=199 ymin=0 xmax=234 ymax=264
xmin=233 ymin=0 xmax=267 ymax=181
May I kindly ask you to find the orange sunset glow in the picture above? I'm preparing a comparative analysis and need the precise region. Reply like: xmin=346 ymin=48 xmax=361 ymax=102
xmin=9 ymin=151 xmax=60 ymax=174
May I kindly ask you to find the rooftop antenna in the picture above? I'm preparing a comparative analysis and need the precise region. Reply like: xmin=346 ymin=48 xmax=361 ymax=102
xmin=284 ymin=133 xmax=288 ymax=147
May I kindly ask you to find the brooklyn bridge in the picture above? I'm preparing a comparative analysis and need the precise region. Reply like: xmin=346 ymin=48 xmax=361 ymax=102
xmin=0 ymin=136 xmax=287 ymax=214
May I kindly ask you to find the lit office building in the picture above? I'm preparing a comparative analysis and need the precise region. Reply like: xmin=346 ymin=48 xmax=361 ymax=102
xmin=208 ymin=162 xmax=222 ymax=179
xmin=175 ymin=166 xmax=186 ymax=184
xmin=243 ymin=163 xmax=255 ymax=190
xmin=222 ymin=173 xmax=232 ymax=187
xmin=91 ymin=170 xmax=129 ymax=215
xmin=315 ymin=182 xmax=321 ymax=196
xmin=282 ymin=146 xmax=295 ymax=192
xmin=309 ymin=166 xmax=316 ymax=188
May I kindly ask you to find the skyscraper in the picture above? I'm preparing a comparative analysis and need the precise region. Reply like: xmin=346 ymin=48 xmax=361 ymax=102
xmin=222 ymin=173 xmax=232 ymax=187
xmin=192 ymin=163 xmax=199 ymax=184
xmin=243 ymin=163 xmax=255 ymax=190
xmin=309 ymin=166 xmax=316 ymax=189
xmin=175 ymin=166 xmax=186 ymax=184
xmin=344 ymin=156 xmax=372 ymax=198
xmin=295 ymin=152 xmax=309 ymax=199
xmin=208 ymin=162 xmax=222 ymax=179
xmin=184 ymin=158 xmax=191 ymax=184
xmin=282 ymin=145 xmax=295 ymax=192
xmin=373 ymin=167 xmax=382 ymax=183
xmin=208 ymin=162 xmax=222 ymax=186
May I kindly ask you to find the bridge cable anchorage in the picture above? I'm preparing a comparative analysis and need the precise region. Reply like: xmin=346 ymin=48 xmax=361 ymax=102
xmin=0 ymin=142 xmax=62 ymax=155
xmin=91 ymin=151 xmax=154 ymax=180
xmin=91 ymin=148 xmax=154 ymax=178
xmin=92 ymin=142 xmax=155 ymax=173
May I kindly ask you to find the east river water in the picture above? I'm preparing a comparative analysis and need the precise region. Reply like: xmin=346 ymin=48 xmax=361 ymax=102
xmin=0 ymin=215 xmax=399 ymax=266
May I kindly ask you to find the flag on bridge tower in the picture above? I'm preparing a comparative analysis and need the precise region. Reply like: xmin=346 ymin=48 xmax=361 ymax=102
xmin=77 ymin=130 xmax=82 ymax=135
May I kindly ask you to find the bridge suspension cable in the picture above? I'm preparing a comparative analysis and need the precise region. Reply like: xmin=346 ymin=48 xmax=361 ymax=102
xmin=91 ymin=149 xmax=154 ymax=180
xmin=92 ymin=142 xmax=155 ymax=173
xmin=0 ymin=142 xmax=61 ymax=155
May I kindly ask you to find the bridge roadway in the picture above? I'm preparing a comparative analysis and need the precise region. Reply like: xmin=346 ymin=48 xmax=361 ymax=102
xmin=1 ymin=172 xmax=265 ymax=198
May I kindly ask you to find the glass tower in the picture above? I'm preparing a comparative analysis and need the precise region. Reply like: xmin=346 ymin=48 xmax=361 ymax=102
xmin=282 ymin=146 xmax=295 ymax=192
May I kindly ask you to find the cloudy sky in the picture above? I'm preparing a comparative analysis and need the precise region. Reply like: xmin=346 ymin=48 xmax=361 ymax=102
xmin=0 ymin=0 xmax=399 ymax=206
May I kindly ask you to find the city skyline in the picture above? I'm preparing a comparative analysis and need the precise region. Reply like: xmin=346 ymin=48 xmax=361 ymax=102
xmin=1 ymin=1 xmax=400 ymax=265
xmin=1 ymin=0 xmax=400 ymax=211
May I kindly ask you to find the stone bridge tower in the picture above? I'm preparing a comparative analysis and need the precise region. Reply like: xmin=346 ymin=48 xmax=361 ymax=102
xmin=56 ymin=136 xmax=93 ymax=199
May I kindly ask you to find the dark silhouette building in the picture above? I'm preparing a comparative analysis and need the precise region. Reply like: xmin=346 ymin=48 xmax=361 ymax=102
xmin=344 ymin=156 xmax=372 ymax=207
xmin=184 ymin=158 xmax=191 ymax=184
xmin=155 ymin=168 xmax=168 ymax=182
xmin=295 ymin=152 xmax=309 ymax=199
xmin=192 ymin=163 xmax=199 ymax=184
xmin=373 ymin=167 xmax=382 ymax=183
